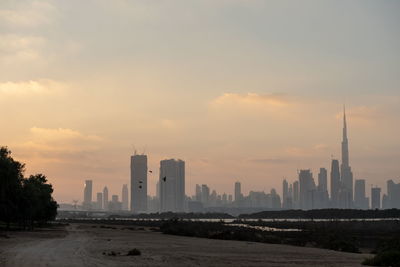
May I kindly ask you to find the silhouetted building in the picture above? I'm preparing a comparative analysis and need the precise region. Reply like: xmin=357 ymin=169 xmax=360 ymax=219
xmin=299 ymin=170 xmax=316 ymax=210
xmin=318 ymin=168 xmax=328 ymax=192
xmin=159 ymin=159 xmax=185 ymax=212
xmin=235 ymin=181 xmax=242 ymax=203
xmin=195 ymin=184 xmax=202 ymax=202
xmin=387 ymin=180 xmax=400 ymax=208
xmin=103 ymin=186 xmax=109 ymax=211
xmin=131 ymin=154 xmax=148 ymax=213
xmin=96 ymin=192 xmax=103 ymax=210
xmin=330 ymin=159 xmax=341 ymax=208
xmin=293 ymin=181 xmax=299 ymax=208
xmin=340 ymin=107 xmax=354 ymax=206
xmin=122 ymin=184 xmax=129 ymax=211
xmin=83 ymin=180 xmax=93 ymax=209
xmin=354 ymin=179 xmax=369 ymax=209
xmin=109 ymin=194 xmax=122 ymax=211
xmin=371 ymin=187 xmax=381 ymax=209
xmin=201 ymin=184 xmax=210 ymax=206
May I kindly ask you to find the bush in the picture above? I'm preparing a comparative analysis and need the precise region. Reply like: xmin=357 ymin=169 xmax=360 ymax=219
xmin=127 ymin=248 xmax=141 ymax=256
xmin=363 ymin=250 xmax=400 ymax=266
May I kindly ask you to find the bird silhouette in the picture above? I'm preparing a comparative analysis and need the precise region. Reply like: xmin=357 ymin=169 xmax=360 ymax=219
xmin=139 ymin=181 xmax=143 ymax=183
xmin=139 ymin=185 xmax=142 ymax=189
xmin=149 ymin=170 xmax=153 ymax=173
xmin=162 ymin=176 xmax=166 ymax=182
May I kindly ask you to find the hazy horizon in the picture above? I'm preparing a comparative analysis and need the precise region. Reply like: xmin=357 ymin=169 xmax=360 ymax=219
xmin=1 ymin=0 xmax=399 ymax=203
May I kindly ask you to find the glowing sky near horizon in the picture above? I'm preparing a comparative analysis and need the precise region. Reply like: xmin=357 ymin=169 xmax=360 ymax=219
xmin=1 ymin=0 xmax=399 ymax=203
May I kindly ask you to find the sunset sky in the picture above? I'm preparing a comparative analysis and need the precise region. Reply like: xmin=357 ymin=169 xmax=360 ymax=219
xmin=1 ymin=0 xmax=399 ymax=203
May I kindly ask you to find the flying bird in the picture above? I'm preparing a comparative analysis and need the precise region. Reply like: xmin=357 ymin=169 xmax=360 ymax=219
xmin=139 ymin=185 xmax=142 ymax=189
xmin=162 ymin=176 xmax=166 ymax=182
xmin=149 ymin=170 xmax=153 ymax=173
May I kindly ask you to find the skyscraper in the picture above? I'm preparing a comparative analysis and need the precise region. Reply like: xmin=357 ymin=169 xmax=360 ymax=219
xmin=318 ymin=168 xmax=328 ymax=192
xmin=201 ymin=184 xmax=210 ymax=205
xmin=96 ymin=192 xmax=103 ymax=210
xmin=122 ymin=184 xmax=129 ymax=211
xmin=371 ymin=187 xmax=381 ymax=209
xmin=195 ymin=184 xmax=202 ymax=202
xmin=103 ymin=186 xmax=109 ymax=211
xmin=83 ymin=180 xmax=93 ymax=209
xmin=340 ymin=107 xmax=354 ymax=204
xmin=387 ymin=180 xmax=400 ymax=208
xmin=234 ymin=181 xmax=242 ymax=202
xmin=299 ymin=170 xmax=316 ymax=210
xmin=330 ymin=159 xmax=341 ymax=208
xmin=282 ymin=179 xmax=289 ymax=208
xmin=354 ymin=179 xmax=368 ymax=209
xmin=159 ymin=159 xmax=185 ymax=212
xmin=293 ymin=181 xmax=299 ymax=208
xmin=131 ymin=154 xmax=148 ymax=213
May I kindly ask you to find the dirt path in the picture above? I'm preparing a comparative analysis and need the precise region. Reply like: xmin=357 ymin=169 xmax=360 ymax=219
xmin=0 ymin=224 xmax=370 ymax=266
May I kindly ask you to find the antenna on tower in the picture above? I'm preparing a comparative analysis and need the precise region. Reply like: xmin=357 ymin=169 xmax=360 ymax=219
xmin=131 ymin=144 xmax=137 ymax=155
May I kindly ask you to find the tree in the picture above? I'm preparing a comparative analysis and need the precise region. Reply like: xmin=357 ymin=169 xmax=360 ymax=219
xmin=21 ymin=174 xmax=58 ymax=228
xmin=0 ymin=147 xmax=58 ymax=229
xmin=0 ymin=147 xmax=24 ymax=228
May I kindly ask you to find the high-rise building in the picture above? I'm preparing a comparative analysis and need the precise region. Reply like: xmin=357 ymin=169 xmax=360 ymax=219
xmin=387 ymin=180 xmax=400 ymax=208
xmin=293 ymin=181 xmax=299 ymax=208
xmin=282 ymin=179 xmax=290 ymax=209
xmin=159 ymin=159 xmax=185 ymax=212
xmin=234 ymin=181 xmax=242 ymax=202
xmin=83 ymin=180 xmax=93 ymax=209
xmin=201 ymin=184 xmax=210 ymax=205
xmin=354 ymin=179 xmax=368 ymax=209
xmin=103 ymin=186 xmax=109 ymax=211
xmin=122 ymin=184 xmax=129 ymax=211
xmin=299 ymin=170 xmax=316 ymax=210
xmin=131 ymin=154 xmax=148 ymax=213
xmin=96 ymin=192 xmax=103 ymax=210
xmin=371 ymin=187 xmax=381 ymax=209
xmin=330 ymin=159 xmax=341 ymax=207
xmin=195 ymin=184 xmax=202 ymax=202
xmin=318 ymin=168 xmax=328 ymax=192
xmin=340 ymin=107 xmax=354 ymax=204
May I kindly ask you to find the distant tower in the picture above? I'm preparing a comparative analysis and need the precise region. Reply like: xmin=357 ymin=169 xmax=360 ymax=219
xmin=103 ymin=186 xmax=109 ymax=211
xmin=318 ymin=168 xmax=328 ymax=192
xmin=234 ymin=181 xmax=242 ymax=202
xmin=96 ymin=192 xmax=103 ymax=210
xmin=122 ymin=184 xmax=129 ymax=211
xmin=159 ymin=159 xmax=185 ymax=212
xmin=131 ymin=154 xmax=148 ymax=213
xmin=371 ymin=187 xmax=381 ymax=209
xmin=330 ymin=159 xmax=341 ymax=207
xmin=354 ymin=179 xmax=368 ymax=209
xmin=83 ymin=180 xmax=93 ymax=209
xmin=340 ymin=106 xmax=354 ymax=205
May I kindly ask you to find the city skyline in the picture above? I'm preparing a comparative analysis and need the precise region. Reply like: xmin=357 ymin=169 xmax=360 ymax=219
xmin=1 ymin=1 xmax=399 ymax=203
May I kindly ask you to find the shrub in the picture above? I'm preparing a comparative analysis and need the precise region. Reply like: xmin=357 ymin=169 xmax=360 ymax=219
xmin=127 ymin=248 xmax=141 ymax=256
xmin=363 ymin=250 xmax=400 ymax=266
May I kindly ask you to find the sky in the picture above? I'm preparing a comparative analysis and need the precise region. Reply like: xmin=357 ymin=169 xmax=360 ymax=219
xmin=1 ymin=0 xmax=399 ymax=204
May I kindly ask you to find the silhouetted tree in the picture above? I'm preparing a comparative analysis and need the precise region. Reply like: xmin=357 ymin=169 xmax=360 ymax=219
xmin=0 ymin=147 xmax=58 ymax=229
xmin=0 ymin=147 xmax=24 ymax=229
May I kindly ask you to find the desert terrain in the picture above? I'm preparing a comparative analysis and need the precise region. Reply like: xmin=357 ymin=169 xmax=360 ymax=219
xmin=0 ymin=223 xmax=370 ymax=266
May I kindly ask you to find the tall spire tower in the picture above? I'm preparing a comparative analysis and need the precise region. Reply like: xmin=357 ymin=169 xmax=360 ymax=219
xmin=340 ymin=105 xmax=353 ymax=207
xmin=342 ymin=105 xmax=349 ymax=167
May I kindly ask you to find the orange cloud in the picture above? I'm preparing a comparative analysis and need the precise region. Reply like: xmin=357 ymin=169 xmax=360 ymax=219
xmin=211 ymin=93 xmax=289 ymax=108
xmin=0 ymin=80 xmax=65 ymax=96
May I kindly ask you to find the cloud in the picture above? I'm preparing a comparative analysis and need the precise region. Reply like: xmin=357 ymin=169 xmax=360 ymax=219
xmin=0 ymin=80 xmax=65 ymax=96
xmin=335 ymin=106 xmax=380 ymax=125
xmin=15 ymin=127 xmax=104 ymax=162
xmin=211 ymin=93 xmax=289 ymax=108
xmin=0 ymin=34 xmax=46 ymax=63
xmin=0 ymin=1 xmax=55 ymax=28
xmin=249 ymin=158 xmax=291 ymax=164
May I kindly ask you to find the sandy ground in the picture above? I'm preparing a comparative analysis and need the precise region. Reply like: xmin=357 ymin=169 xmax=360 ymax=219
xmin=0 ymin=223 xmax=370 ymax=267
